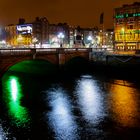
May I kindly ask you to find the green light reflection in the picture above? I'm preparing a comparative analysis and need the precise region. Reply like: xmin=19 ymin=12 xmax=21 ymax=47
xmin=11 ymin=78 xmax=18 ymax=101
xmin=3 ymin=75 xmax=30 ymax=127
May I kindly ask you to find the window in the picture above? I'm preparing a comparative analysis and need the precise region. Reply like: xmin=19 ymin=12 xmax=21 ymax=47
xmin=127 ymin=24 xmax=134 ymax=29
xmin=130 ymin=25 xmax=133 ymax=29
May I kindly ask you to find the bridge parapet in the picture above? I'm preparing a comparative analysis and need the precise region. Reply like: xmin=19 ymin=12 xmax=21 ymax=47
xmin=0 ymin=48 xmax=93 ymax=55
xmin=0 ymin=48 xmax=93 ymax=76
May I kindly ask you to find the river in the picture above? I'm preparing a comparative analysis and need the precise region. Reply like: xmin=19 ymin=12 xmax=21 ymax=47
xmin=0 ymin=60 xmax=140 ymax=140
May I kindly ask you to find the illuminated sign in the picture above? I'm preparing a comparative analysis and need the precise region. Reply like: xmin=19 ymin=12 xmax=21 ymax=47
xmin=116 ymin=13 xmax=140 ymax=19
xmin=16 ymin=24 xmax=33 ymax=34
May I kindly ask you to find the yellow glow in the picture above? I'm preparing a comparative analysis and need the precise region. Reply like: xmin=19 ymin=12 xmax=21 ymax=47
xmin=121 ymin=27 xmax=125 ymax=33
xmin=17 ymin=35 xmax=23 ymax=42
xmin=115 ymin=25 xmax=140 ymax=48
xmin=109 ymin=80 xmax=139 ymax=127
xmin=97 ymin=36 xmax=101 ymax=44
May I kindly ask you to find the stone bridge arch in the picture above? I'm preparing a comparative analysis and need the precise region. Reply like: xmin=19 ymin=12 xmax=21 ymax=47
xmin=0 ymin=54 xmax=58 ymax=77
xmin=0 ymin=48 xmax=92 ymax=77
xmin=58 ymin=50 xmax=90 ymax=65
xmin=65 ymin=52 xmax=89 ymax=63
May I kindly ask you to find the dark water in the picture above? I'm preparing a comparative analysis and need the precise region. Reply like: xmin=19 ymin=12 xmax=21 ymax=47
xmin=1 ymin=61 xmax=140 ymax=140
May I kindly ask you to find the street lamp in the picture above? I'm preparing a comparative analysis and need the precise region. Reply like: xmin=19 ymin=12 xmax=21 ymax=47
xmin=57 ymin=32 xmax=65 ymax=48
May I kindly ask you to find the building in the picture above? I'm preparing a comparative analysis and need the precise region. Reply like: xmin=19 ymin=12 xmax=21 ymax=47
xmin=104 ymin=29 xmax=114 ymax=49
xmin=49 ymin=23 xmax=69 ymax=47
xmin=73 ymin=26 xmax=101 ymax=48
xmin=114 ymin=2 xmax=140 ymax=50
xmin=0 ymin=27 xmax=7 ymax=47
xmin=5 ymin=24 xmax=22 ymax=46
xmin=32 ymin=17 xmax=49 ymax=45
xmin=5 ymin=17 xmax=49 ymax=47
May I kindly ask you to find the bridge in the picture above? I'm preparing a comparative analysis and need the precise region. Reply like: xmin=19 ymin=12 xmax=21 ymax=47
xmin=0 ymin=48 xmax=93 ymax=76
xmin=1 ymin=47 xmax=140 ymax=77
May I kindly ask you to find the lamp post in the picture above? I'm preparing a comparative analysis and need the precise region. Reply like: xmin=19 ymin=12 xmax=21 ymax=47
xmin=57 ymin=32 xmax=65 ymax=48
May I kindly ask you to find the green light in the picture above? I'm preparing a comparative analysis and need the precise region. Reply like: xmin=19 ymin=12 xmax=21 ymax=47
xmin=133 ymin=30 xmax=140 ymax=34
xmin=116 ymin=13 xmax=140 ymax=19
xmin=2 ymin=75 xmax=30 ymax=127
xmin=11 ymin=78 xmax=18 ymax=101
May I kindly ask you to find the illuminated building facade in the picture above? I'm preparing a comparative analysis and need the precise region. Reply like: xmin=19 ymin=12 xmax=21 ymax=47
xmin=32 ymin=17 xmax=49 ymax=45
xmin=5 ymin=17 xmax=49 ymax=47
xmin=49 ymin=23 xmax=69 ymax=47
xmin=16 ymin=24 xmax=33 ymax=46
xmin=5 ymin=24 xmax=32 ymax=46
xmin=82 ymin=28 xmax=98 ymax=47
xmin=114 ymin=2 xmax=140 ymax=50
xmin=69 ymin=26 xmax=75 ymax=47
xmin=73 ymin=27 xmax=114 ymax=48
xmin=5 ymin=24 xmax=18 ymax=46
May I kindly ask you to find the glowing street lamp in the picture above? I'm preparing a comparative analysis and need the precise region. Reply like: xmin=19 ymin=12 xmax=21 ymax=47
xmin=121 ymin=27 xmax=125 ymax=33
xmin=57 ymin=32 xmax=65 ymax=48
xmin=87 ymin=36 xmax=92 ymax=41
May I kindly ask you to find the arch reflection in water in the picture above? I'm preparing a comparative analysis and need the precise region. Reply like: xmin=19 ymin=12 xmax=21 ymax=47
xmin=46 ymin=88 xmax=78 ymax=140
xmin=2 ymin=75 xmax=30 ymax=127
xmin=109 ymin=80 xmax=139 ymax=127
xmin=75 ymin=75 xmax=105 ymax=124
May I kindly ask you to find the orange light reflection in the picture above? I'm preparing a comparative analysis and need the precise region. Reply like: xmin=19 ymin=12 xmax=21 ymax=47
xmin=109 ymin=80 xmax=139 ymax=127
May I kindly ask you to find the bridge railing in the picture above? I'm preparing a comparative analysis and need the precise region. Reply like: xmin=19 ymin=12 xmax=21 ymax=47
xmin=1 ymin=47 xmax=140 ymax=54
xmin=0 ymin=48 xmax=93 ymax=56
xmin=0 ymin=48 xmax=32 ymax=56
xmin=36 ymin=48 xmax=57 ymax=52
xmin=63 ymin=48 xmax=92 ymax=52
xmin=2 ymin=47 xmax=132 ymax=57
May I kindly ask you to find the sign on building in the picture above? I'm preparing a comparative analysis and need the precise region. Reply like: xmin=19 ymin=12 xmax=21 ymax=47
xmin=16 ymin=24 xmax=33 ymax=35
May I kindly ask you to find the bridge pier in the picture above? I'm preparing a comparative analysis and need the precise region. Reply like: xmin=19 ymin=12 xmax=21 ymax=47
xmin=89 ymin=51 xmax=93 ymax=61
xmin=59 ymin=53 xmax=66 ymax=65
xmin=31 ymin=48 xmax=37 ymax=59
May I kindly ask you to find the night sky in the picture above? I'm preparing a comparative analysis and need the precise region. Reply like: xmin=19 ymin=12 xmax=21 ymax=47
xmin=0 ymin=0 xmax=136 ymax=29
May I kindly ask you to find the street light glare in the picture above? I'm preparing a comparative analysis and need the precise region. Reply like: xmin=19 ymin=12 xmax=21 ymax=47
xmin=58 ymin=32 xmax=65 ymax=39
xmin=87 ymin=36 xmax=92 ymax=41
xmin=121 ymin=28 xmax=125 ymax=33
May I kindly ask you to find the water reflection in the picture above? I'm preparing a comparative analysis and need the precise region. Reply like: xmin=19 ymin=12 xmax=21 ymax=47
xmin=75 ymin=75 xmax=105 ymax=124
xmin=0 ymin=124 xmax=7 ymax=140
xmin=109 ymin=80 xmax=139 ymax=127
xmin=46 ymin=88 xmax=78 ymax=140
xmin=2 ymin=75 xmax=30 ymax=127
xmin=1 ymin=70 xmax=140 ymax=139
